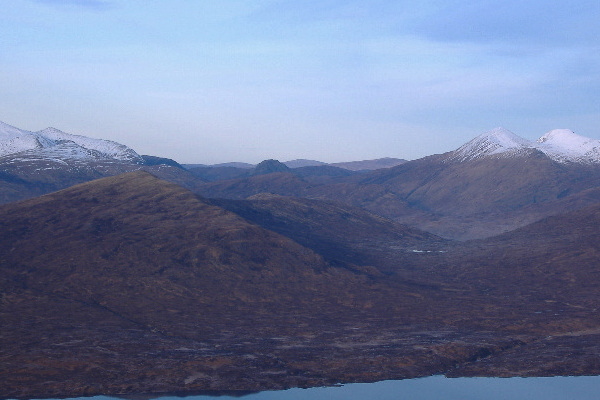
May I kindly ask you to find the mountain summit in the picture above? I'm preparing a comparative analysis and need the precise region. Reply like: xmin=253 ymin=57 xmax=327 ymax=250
xmin=0 ymin=121 xmax=201 ymax=205
xmin=449 ymin=127 xmax=531 ymax=162
xmin=252 ymin=159 xmax=291 ymax=175
xmin=0 ymin=121 xmax=142 ymax=163
xmin=449 ymin=127 xmax=600 ymax=164
xmin=536 ymin=129 xmax=600 ymax=164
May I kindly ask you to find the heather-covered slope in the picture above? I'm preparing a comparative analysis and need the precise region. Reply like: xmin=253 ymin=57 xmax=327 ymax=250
xmin=3 ymin=172 xmax=600 ymax=397
xmin=438 ymin=202 xmax=600 ymax=376
xmin=0 ymin=172 xmax=368 ymax=333
xmin=0 ymin=172 xmax=450 ymax=397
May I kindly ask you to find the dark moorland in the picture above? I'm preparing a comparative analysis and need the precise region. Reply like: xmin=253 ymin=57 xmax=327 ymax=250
xmin=3 ymin=171 xmax=600 ymax=399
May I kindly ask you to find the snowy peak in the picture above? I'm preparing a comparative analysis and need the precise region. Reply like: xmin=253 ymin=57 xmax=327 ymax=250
xmin=0 ymin=121 xmax=52 ymax=155
xmin=536 ymin=129 xmax=600 ymax=164
xmin=449 ymin=127 xmax=532 ymax=162
xmin=36 ymin=127 xmax=143 ymax=163
xmin=537 ymin=129 xmax=580 ymax=144
xmin=0 ymin=120 xmax=27 ymax=136
xmin=0 ymin=121 xmax=143 ymax=163
xmin=449 ymin=127 xmax=600 ymax=164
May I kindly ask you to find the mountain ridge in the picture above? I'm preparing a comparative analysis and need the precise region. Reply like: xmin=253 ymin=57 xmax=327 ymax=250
xmin=4 ymin=120 xmax=599 ymax=169
xmin=0 ymin=121 xmax=204 ymax=204
xmin=447 ymin=127 xmax=600 ymax=164
xmin=0 ymin=121 xmax=142 ymax=163
xmin=4 ymin=120 xmax=600 ymax=241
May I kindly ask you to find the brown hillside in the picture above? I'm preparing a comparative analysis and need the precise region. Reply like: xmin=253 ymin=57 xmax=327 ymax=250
xmin=0 ymin=171 xmax=374 ymax=334
xmin=4 ymin=172 xmax=600 ymax=397
xmin=0 ymin=172 xmax=454 ymax=397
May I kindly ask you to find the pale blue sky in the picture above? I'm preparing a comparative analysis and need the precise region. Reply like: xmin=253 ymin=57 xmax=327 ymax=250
xmin=1 ymin=0 xmax=599 ymax=163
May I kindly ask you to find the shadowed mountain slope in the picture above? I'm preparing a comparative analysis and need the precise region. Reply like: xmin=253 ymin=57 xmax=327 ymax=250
xmin=329 ymin=157 xmax=407 ymax=171
xmin=187 ymin=165 xmax=250 ymax=182
xmin=188 ymin=162 xmax=359 ymax=185
xmin=198 ymin=171 xmax=314 ymax=199
xmin=0 ymin=152 xmax=204 ymax=205
xmin=213 ymin=195 xmax=448 ymax=274
xmin=358 ymin=149 xmax=600 ymax=238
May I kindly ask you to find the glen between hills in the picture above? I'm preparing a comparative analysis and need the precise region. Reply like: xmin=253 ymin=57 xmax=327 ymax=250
xmin=3 ymin=171 xmax=600 ymax=398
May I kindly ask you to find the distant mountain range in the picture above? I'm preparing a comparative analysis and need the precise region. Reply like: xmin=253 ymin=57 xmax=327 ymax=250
xmin=187 ymin=127 xmax=600 ymax=173
xmin=4 ymin=121 xmax=600 ymax=239
xmin=184 ymin=157 xmax=407 ymax=171
xmin=195 ymin=127 xmax=600 ymax=239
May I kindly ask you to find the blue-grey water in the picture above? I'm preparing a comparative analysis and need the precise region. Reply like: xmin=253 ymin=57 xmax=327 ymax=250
xmin=41 ymin=375 xmax=600 ymax=400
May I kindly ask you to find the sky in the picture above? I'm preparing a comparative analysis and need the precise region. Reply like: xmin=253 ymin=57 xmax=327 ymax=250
xmin=1 ymin=0 xmax=599 ymax=164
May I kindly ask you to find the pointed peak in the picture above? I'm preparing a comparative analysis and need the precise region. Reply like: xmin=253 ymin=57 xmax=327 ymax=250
xmin=476 ymin=127 xmax=529 ymax=144
xmin=253 ymin=159 xmax=291 ymax=176
xmin=449 ymin=127 xmax=531 ymax=162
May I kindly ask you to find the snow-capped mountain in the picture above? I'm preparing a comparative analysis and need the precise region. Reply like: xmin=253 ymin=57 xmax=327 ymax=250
xmin=449 ymin=127 xmax=532 ymax=162
xmin=448 ymin=127 xmax=600 ymax=164
xmin=0 ymin=120 xmax=203 ymax=205
xmin=536 ymin=129 xmax=600 ymax=164
xmin=0 ymin=121 xmax=143 ymax=163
